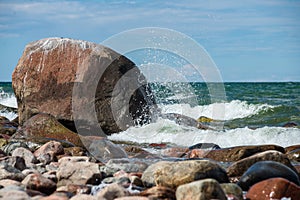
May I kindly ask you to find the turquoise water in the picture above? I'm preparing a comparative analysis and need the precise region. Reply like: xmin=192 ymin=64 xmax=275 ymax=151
xmin=150 ymin=82 xmax=300 ymax=128
xmin=1 ymin=81 xmax=300 ymax=147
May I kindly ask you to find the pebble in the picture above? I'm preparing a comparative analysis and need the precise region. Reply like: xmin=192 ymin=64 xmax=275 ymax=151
xmin=34 ymin=141 xmax=64 ymax=164
xmin=100 ymin=158 xmax=149 ymax=176
xmin=237 ymin=160 xmax=300 ymax=191
xmin=176 ymin=178 xmax=227 ymax=200
xmin=246 ymin=177 xmax=300 ymax=200
xmin=57 ymin=156 xmax=102 ymax=187
xmin=141 ymin=159 xmax=229 ymax=188
xmin=12 ymin=147 xmax=37 ymax=167
xmin=22 ymin=173 xmax=57 ymax=195
xmin=226 ymin=150 xmax=295 ymax=177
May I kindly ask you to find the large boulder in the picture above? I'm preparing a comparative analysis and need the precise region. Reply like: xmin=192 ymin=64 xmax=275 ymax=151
xmin=12 ymin=37 xmax=156 ymax=134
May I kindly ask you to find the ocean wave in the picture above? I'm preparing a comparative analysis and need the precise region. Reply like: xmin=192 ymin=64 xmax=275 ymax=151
xmin=0 ymin=89 xmax=18 ymax=120
xmin=159 ymin=100 xmax=275 ymax=120
xmin=108 ymin=120 xmax=300 ymax=148
xmin=0 ymin=89 xmax=17 ymax=108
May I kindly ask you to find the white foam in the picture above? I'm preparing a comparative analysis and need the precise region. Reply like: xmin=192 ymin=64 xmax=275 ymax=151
xmin=159 ymin=100 xmax=275 ymax=120
xmin=0 ymin=111 xmax=17 ymax=121
xmin=0 ymin=91 xmax=17 ymax=108
xmin=0 ymin=89 xmax=18 ymax=120
xmin=109 ymin=119 xmax=300 ymax=148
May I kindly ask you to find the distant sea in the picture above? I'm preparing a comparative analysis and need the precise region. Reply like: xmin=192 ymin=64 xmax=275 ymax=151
xmin=1 ymin=81 xmax=299 ymax=147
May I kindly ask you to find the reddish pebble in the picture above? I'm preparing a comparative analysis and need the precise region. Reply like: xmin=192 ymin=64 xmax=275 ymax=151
xmin=246 ymin=177 xmax=300 ymax=200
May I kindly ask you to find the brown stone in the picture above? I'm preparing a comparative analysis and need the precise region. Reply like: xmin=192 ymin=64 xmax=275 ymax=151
xmin=220 ymin=183 xmax=243 ymax=200
xmin=287 ymin=148 xmax=300 ymax=162
xmin=246 ymin=177 xmax=300 ymax=200
xmin=22 ymin=173 xmax=57 ymax=195
xmin=139 ymin=186 xmax=175 ymax=199
xmin=96 ymin=183 xmax=129 ymax=200
xmin=285 ymin=144 xmax=300 ymax=153
xmin=176 ymin=178 xmax=227 ymax=200
xmin=34 ymin=141 xmax=64 ymax=164
xmin=227 ymin=150 xmax=295 ymax=177
xmin=12 ymin=37 xmax=155 ymax=134
xmin=13 ymin=113 xmax=83 ymax=147
xmin=161 ymin=147 xmax=188 ymax=158
xmin=57 ymin=156 xmax=102 ymax=186
xmin=203 ymin=144 xmax=284 ymax=162
xmin=141 ymin=160 xmax=229 ymax=189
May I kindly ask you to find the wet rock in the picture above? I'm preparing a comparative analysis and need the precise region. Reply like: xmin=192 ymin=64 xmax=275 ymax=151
xmin=12 ymin=37 xmax=156 ymax=134
xmin=139 ymin=186 xmax=175 ymax=199
xmin=0 ymin=116 xmax=18 ymax=135
xmin=13 ymin=113 xmax=83 ymax=147
xmin=246 ymin=177 xmax=300 ymax=200
xmin=100 ymin=158 xmax=149 ymax=176
xmin=176 ymin=178 xmax=227 ymax=200
xmin=12 ymin=147 xmax=37 ymax=167
xmin=161 ymin=147 xmax=188 ymax=158
xmin=203 ymin=145 xmax=284 ymax=162
xmin=187 ymin=149 xmax=209 ymax=159
xmin=285 ymin=144 xmax=300 ymax=153
xmin=2 ymin=141 xmax=29 ymax=155
xmin=0 ymin=187 xmax=30 ymax=200
xmin=220 ymin=183 xmax=243 ymax=200
xmin=287 ymin=148 xmax=300 ymax=162
xmin=237 ymin=161 xmax=300 ymax=191
xmin=22 ymin=173 xmax=57 ymax=195
xmin=34 ymin=141 xmax=64 ymax=164
xmin=82 ymin=136 xmax=128 ymax=163
xmin=227 ymin=150 xmax=295 ymax=177
xmin=188 ymin=142 xmax=221 ymax=150
xmin=0 ymin=165 xmax=25 ymax=181
xmin=141 ymin=160 xmax=229 ymax=189
xmin=0 ymin=156 xmax=26 ymax=171
xmin=57 ymin=156 xmax=102 ymax=186
xmin=283 ymin=122 xmax=298 ymax=127
xmin=96 ymin=183 xmax=129 ymax=200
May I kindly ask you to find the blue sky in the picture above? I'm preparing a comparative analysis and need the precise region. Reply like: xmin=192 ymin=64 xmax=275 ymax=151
xmin=0 ymin=0 xmax=299 ymax=82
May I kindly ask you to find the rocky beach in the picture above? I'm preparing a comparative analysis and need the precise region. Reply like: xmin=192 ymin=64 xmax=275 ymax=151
xmin=0 ymin=38 xmax=299 ymax=200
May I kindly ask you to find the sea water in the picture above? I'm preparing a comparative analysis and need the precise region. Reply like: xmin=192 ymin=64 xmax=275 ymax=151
xmin=0 ymin=82 xmax=17 ymax=120
xmin=0 ymin=82 xmax=299 ymax=148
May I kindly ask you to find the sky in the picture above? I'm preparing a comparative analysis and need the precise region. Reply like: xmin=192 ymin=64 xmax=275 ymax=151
xmin=0 ymin=0 xmax=300 ymax=82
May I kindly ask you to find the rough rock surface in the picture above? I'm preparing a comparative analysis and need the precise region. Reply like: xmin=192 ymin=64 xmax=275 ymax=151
xmin=12 ymin=37 xmax=156 ymax=134
xmin=13 ymin=113 xmax=83 ymax=147
xmin=237 ymin=161 xmax=300 ymax=191
xmin=246 ymin=177 xmax=300 ymax=200
xmin=34 ymin=141 xmax=64 ymax=164
xmin=141 ymin=160 xmax=229 ymax=188
xmin=22 ymin=173 xmax=57 ymax=195
xmin=57 ymin=156 xmax=102 ymax=187
xmin=176 ymin=178 xmax=227 ymax=200
xmin=220 ymin=183 xmax=243 ymax=200
xmin=226 ymin=150 xmax=295 ymax=177
xmin=203 ymin=144 xmax=285 ymax=162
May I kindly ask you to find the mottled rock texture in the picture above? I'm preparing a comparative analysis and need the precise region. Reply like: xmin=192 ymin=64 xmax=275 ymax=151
xmin=12 ymin=38 xmax=156 ymax=134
